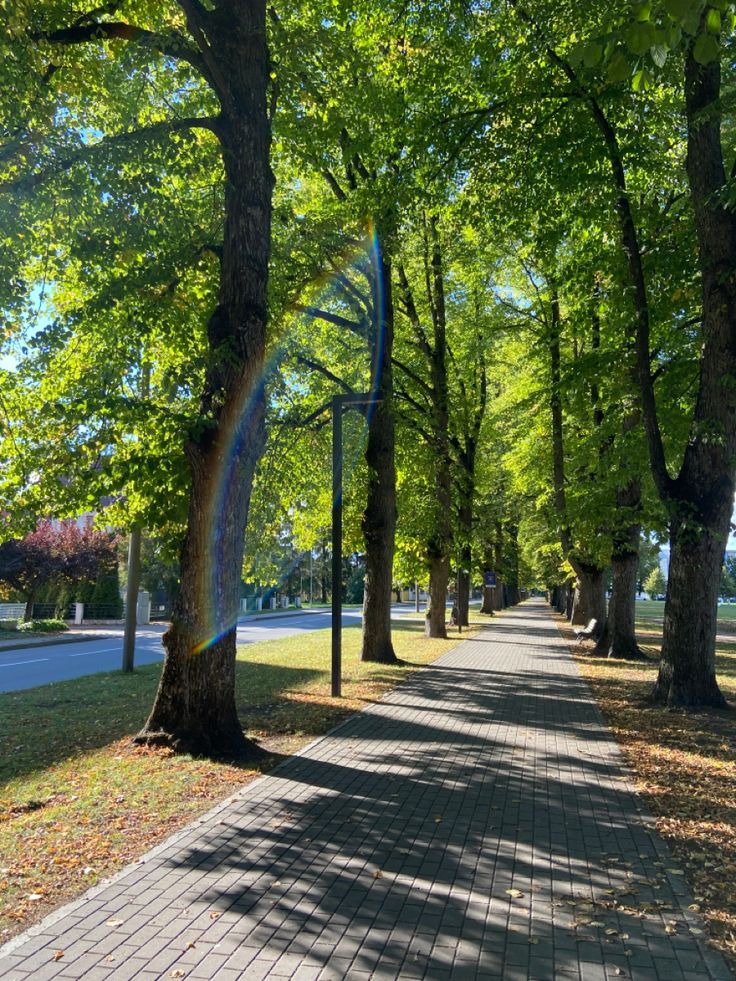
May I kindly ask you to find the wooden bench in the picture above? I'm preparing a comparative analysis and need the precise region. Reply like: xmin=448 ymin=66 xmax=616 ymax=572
xmin=574 ymin=618 xmax=598 ymax=640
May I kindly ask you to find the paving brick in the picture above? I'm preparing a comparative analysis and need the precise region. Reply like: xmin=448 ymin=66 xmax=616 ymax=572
xmin=0 ymin=601 xmax=732 ymax=981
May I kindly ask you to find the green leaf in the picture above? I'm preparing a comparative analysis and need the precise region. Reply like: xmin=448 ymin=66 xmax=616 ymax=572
xmin=636 ymin=1 xmax=652 ymax=20
xmin=607 ymin=49 xmax=631 ymax=83
xmin=582 ymin=42 xmax=603 ymax=68
xmin=650 ymin=44 xmax=668 ymax=68
xmin=706 ymin=8 xmax=722 ymax=32
xmin=693 ymin=32 xmax=720 ymax=63
xmin=632 ymin=67 xmax=651 ymax=91
xmin=664 ymin=0 xmax=695 ymax=19
xmin=626 ymin=21 xmax=656 ymax=55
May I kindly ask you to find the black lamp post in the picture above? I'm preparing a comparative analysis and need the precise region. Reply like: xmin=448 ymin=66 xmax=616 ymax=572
xmin=331 ymin=392 xmax=381 ymax=697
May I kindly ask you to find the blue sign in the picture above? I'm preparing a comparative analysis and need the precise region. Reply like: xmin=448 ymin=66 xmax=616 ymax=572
xmin=484 ymin=570 xmax=497 ymax=587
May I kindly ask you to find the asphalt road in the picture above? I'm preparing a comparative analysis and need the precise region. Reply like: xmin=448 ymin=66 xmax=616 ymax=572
xmin=0 ymin=607 xmax=368 ymax=694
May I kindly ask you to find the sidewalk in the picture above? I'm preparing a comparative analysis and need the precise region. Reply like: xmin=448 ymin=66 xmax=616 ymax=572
xmin=0 ymin=600 xmax=731 ymax=980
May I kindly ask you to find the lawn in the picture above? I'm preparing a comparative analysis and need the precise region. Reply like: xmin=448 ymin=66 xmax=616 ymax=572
xmin=0 ymin=621 xmax=472 ymax=941
xmin=565 ymin=620 xmax=736 ymax=971
xmin=635 ymin=600 xmax=736 ymax=625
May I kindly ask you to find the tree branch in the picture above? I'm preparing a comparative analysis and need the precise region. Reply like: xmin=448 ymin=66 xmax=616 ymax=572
xmin=1 ymin=116 xmax=219 ymax=194
xmin=295 ymin=355 xmax=355 ymax=395
xmin=293 ymin=304 xmax=367 ymax=338
xmin=33 ymin=19 xmax=209 ymax=78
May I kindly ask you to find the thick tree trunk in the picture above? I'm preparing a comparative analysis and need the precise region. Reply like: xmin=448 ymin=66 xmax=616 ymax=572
xmin=595 ymin=536 xmax=644 ymax=659
xmin=480 ymin=584 xmax=494 ymax=614
xmin=652 ymin=512 xmax=729 ymax=707
xmin=426 ymin=553 xmax=449 ymax=638
xmin=136 ymin=2 xmax=273 ymax=758
xmin=570 ymin=563 xmax=606 ymax=632
xmin=554 ymin=582 xmax=569 ymax=615
xmin=360 ymin=249 xmax=397 ymax=664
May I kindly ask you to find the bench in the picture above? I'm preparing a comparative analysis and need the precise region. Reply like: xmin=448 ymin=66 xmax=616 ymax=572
xmin=574 ymin=618 xmax=598 ymax=640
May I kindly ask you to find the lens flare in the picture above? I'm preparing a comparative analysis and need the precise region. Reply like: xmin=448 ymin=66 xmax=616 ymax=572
xmin=191 ymin=226 xmax=386 ymax=654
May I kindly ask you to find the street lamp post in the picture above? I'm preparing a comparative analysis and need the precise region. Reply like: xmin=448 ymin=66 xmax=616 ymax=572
xmin=331 ymin=392 xmax=381 ymax=697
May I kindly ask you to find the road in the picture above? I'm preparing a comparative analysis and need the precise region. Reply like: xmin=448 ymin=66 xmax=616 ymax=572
xmin=0 ymin=607 xmax=369 ymax=694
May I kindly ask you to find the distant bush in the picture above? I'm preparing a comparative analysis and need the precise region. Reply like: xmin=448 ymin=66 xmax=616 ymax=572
xmin=16 ymin=619 xmax=69 ymax=633
xmin=0 ymin=619 xmax=18 ymax=631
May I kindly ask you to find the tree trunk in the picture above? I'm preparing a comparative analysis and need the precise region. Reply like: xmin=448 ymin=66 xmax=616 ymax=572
xmin=456 ymin=528 xmax=472 ymax=627
xmin=652 ymin=512 xmax=729 ymax=707
xmin=595 ymin=533 xmax=644 ymax=659
xmin=23 ymin=592 xmax=34 ymax=623
xmin=586 ymin=38 xmax=733 ymax=706
xmin=361 ymin=251 xmax=397 ymax=663
xmin=426 ymin=552 xmax=449 ymax=638
xmin=649 ymin=45 xmax=735 ymax=707
xmin=136 ymin=2 xmax=273 ymax=758
xmin=570 ymin=563 xmax=606 ymax=632
xmin=424 ymin=219 xmax=453 ymax=640
xmin=479 ymin=545 xmax=494 ymax=614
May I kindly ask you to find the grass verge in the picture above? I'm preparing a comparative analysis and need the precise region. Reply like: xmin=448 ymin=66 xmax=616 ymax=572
xmin=559 ymin=617 xmax=736 ymax=971
xmin=0 ymin=621 xmax=473 ymax=942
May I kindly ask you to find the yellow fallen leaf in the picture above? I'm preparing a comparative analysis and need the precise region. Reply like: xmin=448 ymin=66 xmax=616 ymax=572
xmin=53 ymin=951 xmax=64 ymax=962
xmin=506 ymin=889 xmax=524 ymax=898
xmin=105 ymin=920 xmax=124 ymax=927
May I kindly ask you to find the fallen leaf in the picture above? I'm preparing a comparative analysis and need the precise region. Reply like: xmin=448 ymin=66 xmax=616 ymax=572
xmin=105 ymin=919 xmax=124 ymax=927
xmin=53 ymin=951 xmax=64 ymax=962
xmin=208 ymin=912 xmax=220 ymax=919
xmin=506 ymin=889 xmax=524 ymax=898
xmin=373 ymin=870 xmax=383 ymax=879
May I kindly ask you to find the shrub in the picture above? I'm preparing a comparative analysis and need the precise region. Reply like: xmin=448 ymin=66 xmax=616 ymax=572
xmin=16 ymin=619 xmax=69 ymax=633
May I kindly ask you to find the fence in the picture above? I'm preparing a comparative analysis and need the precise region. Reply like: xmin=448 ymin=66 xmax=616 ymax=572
xmin=0 ymin=596 xmax=156 ymax=625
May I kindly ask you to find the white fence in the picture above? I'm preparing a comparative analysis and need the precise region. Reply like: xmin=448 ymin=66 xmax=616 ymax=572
xmin=0 ymin=603 xmax=25 ymax=620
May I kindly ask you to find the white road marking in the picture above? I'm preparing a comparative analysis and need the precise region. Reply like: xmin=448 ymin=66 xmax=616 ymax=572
xmin=0 ymin=658 xmax=50 ymax=668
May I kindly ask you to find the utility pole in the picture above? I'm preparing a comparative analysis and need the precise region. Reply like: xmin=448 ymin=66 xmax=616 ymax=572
xmin=121 ymin=360 xmax=150 ymax=673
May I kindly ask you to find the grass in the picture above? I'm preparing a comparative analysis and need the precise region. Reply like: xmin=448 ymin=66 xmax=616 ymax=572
xmin=0 ymin=620 xmax=473 ymax=942
xmin=635 ymin=600 xmax=736 ymax=625
xmin=562 ymin=618 xmax=736 ymax=971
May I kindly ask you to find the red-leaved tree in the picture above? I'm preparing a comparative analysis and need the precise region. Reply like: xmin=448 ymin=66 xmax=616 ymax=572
xmin=0 ymin=521 xmax=118 ymax=621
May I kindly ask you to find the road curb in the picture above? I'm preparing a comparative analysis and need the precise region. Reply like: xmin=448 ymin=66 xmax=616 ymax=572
xmin=0 ymin=633 xmax=119 ymax=654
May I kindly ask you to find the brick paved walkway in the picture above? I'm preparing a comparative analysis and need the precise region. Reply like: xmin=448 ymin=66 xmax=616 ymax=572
xmin=0 ymin=600 xmax=731 ymax=981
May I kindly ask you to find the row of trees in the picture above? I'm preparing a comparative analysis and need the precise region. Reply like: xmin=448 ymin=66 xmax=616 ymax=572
xmin=1 ymin=0 xmax=734 ymax=755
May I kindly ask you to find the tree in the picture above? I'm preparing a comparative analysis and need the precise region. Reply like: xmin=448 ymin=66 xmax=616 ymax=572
xmin=7 ymin=2 xmax=276 ymax=756
xmin=0 ymin=521 xmax=118 ymax=620
xmin=644 ymin=566 xmax=667 ymax=601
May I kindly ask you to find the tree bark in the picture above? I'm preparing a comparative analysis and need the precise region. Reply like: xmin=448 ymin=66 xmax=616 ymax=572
xmin=649 ymin=43 xmax=735 ymax=707
xmin=424 ymin=218 xmax=453 ymax=639
xmin=360 ymin=249 xmax=398 ymax=664
xmin=23 ymin=592 xmax=35 ymax=623
xmin=479 ymin=546 xmax=495 ymax=614
xmin=594 ymin=527 xmax=644 ymax=659
xmin=136 ymin=1 xmax=273 ymax=757
xmin=570 ymin=562 xmax=606 ymax=632
xmin=426 ymin=552 xmax=449 ymax=638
